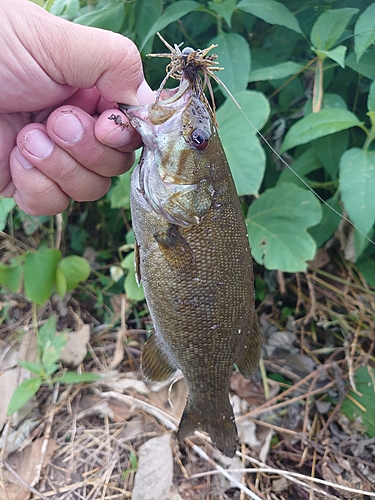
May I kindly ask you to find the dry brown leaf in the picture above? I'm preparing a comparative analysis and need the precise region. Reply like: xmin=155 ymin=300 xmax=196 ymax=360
xmin=321 ymin=461 xmax=363 ymax=499
xmin=0 ymin=438 xmax=57 ymax=500
xmin=132 ymin=433 xmax=173 ymax=500
xmin=59 ymin=324 xmax=90 ymax=366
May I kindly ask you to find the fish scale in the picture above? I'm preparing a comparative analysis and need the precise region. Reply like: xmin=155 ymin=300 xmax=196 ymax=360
xmin=120 ymin=57 xmax=261 ymax=456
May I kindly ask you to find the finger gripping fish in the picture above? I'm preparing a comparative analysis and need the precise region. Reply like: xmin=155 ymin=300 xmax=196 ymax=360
xmin=119 ymin=38 xmax=261 ymax=457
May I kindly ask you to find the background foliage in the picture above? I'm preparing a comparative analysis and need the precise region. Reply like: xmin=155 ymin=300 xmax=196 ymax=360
xmin=2 ymin=0 xmax=375 ymax=305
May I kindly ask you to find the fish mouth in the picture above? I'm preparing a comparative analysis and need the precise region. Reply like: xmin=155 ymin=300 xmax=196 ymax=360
xmin=118 ymin=79 xmax=191 ymax=129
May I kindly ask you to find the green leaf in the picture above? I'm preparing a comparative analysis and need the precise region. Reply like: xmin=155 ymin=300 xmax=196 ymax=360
xmin=237 ymin=0 xmax=302 ymax=34
xmin=339 ymin=148 xmax=375 ymax=236
xmin=246 ymin=183 xmax=322 ymax=271
xmin=217 ymin=90 xmax=270 ymax=196
xmin=249 ymin=61 xmax=303 ymax=82
xmin=277 ymin=148 xmax=321 ymax=186
xmin=50 ymin=0 xmax=79 ymax=18
xmin=304 ymin=93 xmax=347 ymax=116
xmin=42 ymin=332 xmax=67 ymax=373
xmin=367 ymin=80 xmax=375 ymax=113
xmin=56 ymin=372 xmax=101 ymax=384
xmin=356 ymin=256 xmax=375 ymax=288
xmin=0 ymin=197 xmax=15 ymax=231
xmin=139 ymin=1 xmax=199 ymax=51
xmin=74 ymin=3 xmax=125 ymax=31
xmin=210 ymin=33 xmax=251 ymax=95
xmin=310 ymin=8 xmax=358 ymax=51
xmin=24 ymin=248 xmax=61 ymax=305
xmin=280 ymin=109 xmax=362 ymax=153
xmin=0 ymin=262 xmax=22 ymax=292
xmin=7 ymin=377 xmax=42 ymax=416
xmin=58 ymin=256 xmax=91 ymax=291
xmin=121 ymin=252 xmax=145 ymax=302
xmin=208 ymin=0 xmax=237 ymax=28
xmin=309 ymin=195 xmax=342 ymax=247
xmin=354 ymin=3 xmax=375 ymax=62
xmin=55 ymin=267 xmax=67 ymax=297
xmin=346 ymin=51 xmax=375 ymax=80
xmin=37 ymin=317 xmax=57 ymax=354
xmin=18 ymin=360 xmax=45 ymax=376
xmin=135 ymin=0 xmax=163 ymax=52
xmin=108 ymin=169 xmax=132 ymax=209
xmin=315 ymin=45 xmax=347 ymax=68
xmin=312 ymin=130 xmax=348 ymax=179
xmin=341 ymin=366 xmax=375 ymax=437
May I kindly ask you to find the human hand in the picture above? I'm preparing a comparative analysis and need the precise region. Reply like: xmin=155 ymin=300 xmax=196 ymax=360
xmin=0 ymin=0 xmax=154 ymax=215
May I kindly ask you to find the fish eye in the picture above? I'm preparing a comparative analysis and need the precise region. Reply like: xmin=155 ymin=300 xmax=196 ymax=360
xmin=191 ymin=129 xmax=209 ymax=150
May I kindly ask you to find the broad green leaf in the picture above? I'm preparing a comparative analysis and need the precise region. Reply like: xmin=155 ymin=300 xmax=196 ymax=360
xmin=56 ymin=372 xmax=101 ymax=384
xmin=314 ymin=45 xmax=347 ymax=68
xmin=341 ymin=366 xmax=375 ymax=437
xmin=310 ymin=8 xmax=358 ymax=51
xmin=208 ymin=0 xmax=237 ymax=28
xmin=346 ymin=51 xmax=375 ymax=80
xmin=18 ymin=360 xmax=45 ymax=376
xmin=277 ymin=148 xmax=321 ymax=186
xmin=309 ymin=195 xmax=342 ymax=248
xmin=59 ymin=256 xmax=91 ymax=291
xmin=50 ymin=0 xmax=79 ymax=18
xmin=0 ymin=197 xmax=15 ymax=231
xmin=42 ymin=332 xmax=67 ymax=373
xmin=368 ymin=80 xmax=375 ymax=113
xmin=217 ymin=90 xmax=270 ymax=196
xmin=139 ymin=1 xmax=199 ymax=51
xmin=108 ymin=169 xmax=132 ymax=209
xmin=210 ymin=33 xmax=251 ymax=95
xmin=121 ymin=252 xmax=145 ymax=302
xmin=354 ymin=3 xmax=375 ymax=61
xmin=280 ymin=109 xmax=362 ymax=153
xmin=304 ymin=93 xmax=347 ymax=116
xmin=74 ymin=3 xmax=125 ymax=31
xmin=55 ymin=267 xmax=67 ymax=297
xmin=7 ymin=377 xmax=42 ymax=416
xmin=24 ymin=248 xmax=61 ymax=305
xmin=312 ymin=130 xmax=348 ymax=179
xmin=249 ymin=61 xmax=303 ymax=82
xmin=237 ymin=0 xmax=301 ymax=34
xmin=37 ymin=317 xmax=57 ymax=354
xmin=339 ymin=148 xmax=375 ymax=236
xmin=246 ymin=183 xmax=322 ymax=271
xmin=0 ymin=262 xmax=22 ymax=292
xmin=124 ymin=270 xmax=145 ymax=302
xmin=356 ymin=256 xmax=375 ymax=288
xmin=135 ymin=0 xmax=163 ymax=49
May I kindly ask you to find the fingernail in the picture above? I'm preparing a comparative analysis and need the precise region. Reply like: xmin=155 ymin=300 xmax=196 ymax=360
xmin=136 ymin=80 xmax=155 ymax=104
xmin=14 ymin=147 xmax=34 ymax=169
xmin=52 ymin=113 xmax=84 ymax=143
xmin=23 ymin=129 xmax=54 ymax=158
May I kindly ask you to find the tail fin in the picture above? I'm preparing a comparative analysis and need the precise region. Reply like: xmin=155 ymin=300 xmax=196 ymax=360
xmin=178 ymin=400 xmax=238 ymax=457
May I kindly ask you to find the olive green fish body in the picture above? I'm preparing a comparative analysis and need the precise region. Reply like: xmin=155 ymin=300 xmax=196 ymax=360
xmin=123 ymin=81 xmax=261 ymax=457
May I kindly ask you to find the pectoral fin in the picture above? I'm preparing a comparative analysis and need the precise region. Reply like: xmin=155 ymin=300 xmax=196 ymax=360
xmin=236 ymin=319 xmax=262 ymax=378
xmin=141 ymin=329 xmax=178 ymax=381
xmin=153 ymin=224 xmax=196 ymax=273
xmin=134 ymin=239 xmax=141 ymax=285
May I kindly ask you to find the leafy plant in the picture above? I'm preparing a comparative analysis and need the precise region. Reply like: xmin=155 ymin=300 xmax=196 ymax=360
xmin=0 ymin=245 xmax=91 ymax=305
xmin=7 ymin=317 xmax=100 ymax=415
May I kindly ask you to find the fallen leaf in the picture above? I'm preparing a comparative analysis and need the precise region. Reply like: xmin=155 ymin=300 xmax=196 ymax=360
xmin=132 ymin=433 xmax=173 ymax=500
xmin=59 ymin=324 xmax=90 ymax=366
xmin=0 ymin=438 xmax=57 ymax=500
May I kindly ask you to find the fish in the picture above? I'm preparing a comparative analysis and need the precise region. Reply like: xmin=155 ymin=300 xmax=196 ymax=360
xmin=119 ymin=42 xmax=261 ymax=457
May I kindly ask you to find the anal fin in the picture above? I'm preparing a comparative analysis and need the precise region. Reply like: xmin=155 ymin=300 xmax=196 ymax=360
xmin=141 ymin=329 xmax=178 ymax=381
xmin=236 ymin=318 xmax=262 ymax=378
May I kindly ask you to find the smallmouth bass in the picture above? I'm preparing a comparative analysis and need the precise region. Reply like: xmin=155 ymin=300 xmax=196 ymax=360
xmin=120 ymin=43 xmax=261 ymax=457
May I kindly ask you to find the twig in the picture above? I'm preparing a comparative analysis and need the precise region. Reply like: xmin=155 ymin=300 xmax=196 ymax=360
xmin=186 ymin=439 xmax=264 ymax=500
xmin=2 ymin=460 xmax=51 ymax=500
